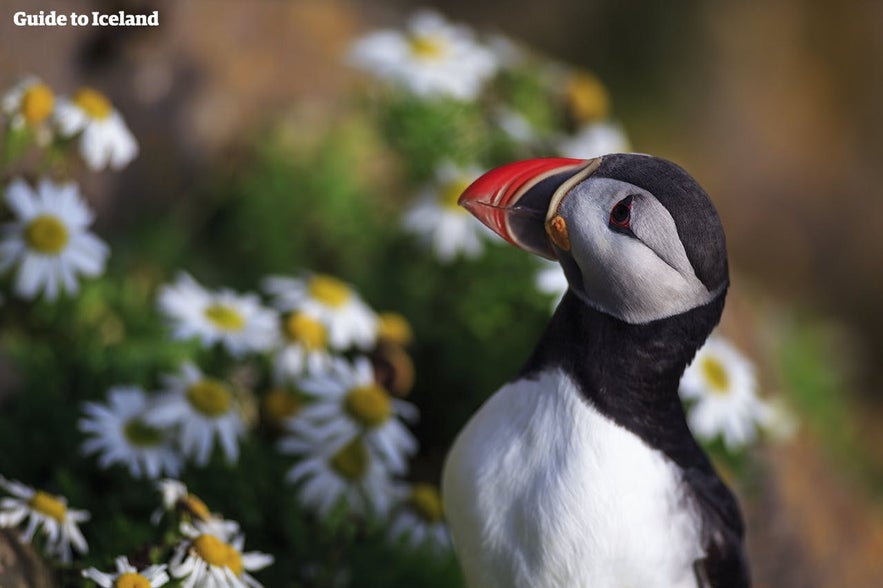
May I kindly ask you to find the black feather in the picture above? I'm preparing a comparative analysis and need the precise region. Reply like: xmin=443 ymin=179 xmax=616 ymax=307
xmin=521 ymin=290 xmax=750 ymax=587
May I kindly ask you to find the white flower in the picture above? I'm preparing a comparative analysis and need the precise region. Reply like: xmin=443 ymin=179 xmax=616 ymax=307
xmin=263 ymin=273 xmax=377 ymax=351
xmin=388 ymin=483 xmax=451 ymax=553
xmin=348 ymin=10 xmax=498 ymax=100
xmin=494 ymin=106 xmax=537 ymax=144
xmin=556 ymin=121 xmax=630 ymax=159
xmin=0 ymin=476 xmax=89 ymax=563
xmin=0 ymin=178 xmax=109 ymax=301
xmin=2 ymin=76 xmax=55 ymax=141
xmin=158 ymin=272 xmax=279 ymax=357
xmin=54 ymin=87 xmax=138 ymax=170
xmin=280 ymin=434 xmax=394 ymax=517
xmin=534 ymin=259 xmax=569 ymax=310
xmin=680 ymin=336 xmax=765 ymax=449
xmin=758 ymin=397 xmax=799 ymax=442
xmin=82 ymin=556 xmax=169 ymax=588
xmin=169 ymin=520 xmax=273 ymax=588
xmin=289 ymin=358 xmax=418 ymax=474
xmin=150 ymin=480 xmax=240 ymax=536
xmin=403 ymin=162 xmax=497 ymax=263
xmin=272 ymin=308 xmax=333 ymax=382
xmin=145 ymin=363 xmax=245 ymax=466
xmin=79 ymin=386 xmax=182 ymax=479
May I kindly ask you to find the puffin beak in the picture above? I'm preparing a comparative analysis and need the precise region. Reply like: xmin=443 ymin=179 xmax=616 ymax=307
xmin=458 ymin=157 xmax=601 ymax=259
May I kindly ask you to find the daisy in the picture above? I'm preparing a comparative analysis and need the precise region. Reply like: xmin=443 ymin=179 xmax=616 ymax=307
xmin=348 ymin=9 xmax=498 ymax=100
xmin=272 ymin=308 xmax=333 ymax=382
xmin=82 ymin=556 xmax=169 ymax=588
xmin=534 ymin=259 xmax=569 ymax=311
xmin=403 ymin=162 xmax=497 ymax=263
xmin=555 ymin=121 xmax=630 ymax=159
xmin=280 ymin=434 xmax=394 ymax=517
xmin=145 ymin=363 xmax=245 ymax=466
xmin=376 ymin=312 xmax=413 ymax=346
xmin=0 ymin=178 xmax=109 ymax=301
xmin=54 ymin=86 xmax=138 ymax=170
xmin=563 ymin=70 xmax=611 ymax=125
xmin=288 ymin=358 xmax=418 ymax=474
xmin=680 ymin=336 xmax=765 ymax=449
xmin=262 ymin=273 xmax=378 ymax=351
xmin=388 ymin=483 xmax=451 ymax=552
xmin=150 ymin=479 xmax=240 ymax=538
xmin=169 ymin=520 xmax=273 ymax=588
xmin=0 ymin=475 xmax=89 ymax=562
xmin=2 ymin=76 xmax=55 ymax=142
xmin=158 ymin=272 xmax=279 ymax=357
xmin=79 ymin=386 xmax=182 ymax=479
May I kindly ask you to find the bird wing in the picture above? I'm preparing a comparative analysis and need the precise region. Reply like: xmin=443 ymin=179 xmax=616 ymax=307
xmin=684 ymin=466 xmax=751 ymax=588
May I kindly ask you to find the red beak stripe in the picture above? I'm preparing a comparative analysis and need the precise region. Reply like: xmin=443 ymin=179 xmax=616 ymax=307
xmin=458 ymin=158 xmax=589 ymax=247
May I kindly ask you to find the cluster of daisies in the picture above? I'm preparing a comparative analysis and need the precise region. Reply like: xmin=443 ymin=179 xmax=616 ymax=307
xmin=3 ymin=76 xmax=138 ymax=170
xmin=0 ymin=77 xmax=138 ymax=302
xmin=348 ymin=10 xmax=629 ymax=269
xmin=0 ymin=476 xmax=273 ymax=587
xmin=77 ymin=269 xmax=450 ymax=556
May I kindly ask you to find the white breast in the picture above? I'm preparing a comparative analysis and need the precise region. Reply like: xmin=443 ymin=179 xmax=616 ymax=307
xmin=442 ymin=368 xmax=704 ymax=588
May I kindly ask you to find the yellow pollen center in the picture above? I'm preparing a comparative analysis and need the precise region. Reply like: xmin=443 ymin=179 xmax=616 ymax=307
xmin=440 ymin=178 xmax=472 ymax=211
xmin=700 ymin=357 xmax=730 ymax=394
xmin=377 ymin=312 xmax=413 ymax=345
xmin=284 ymin=312 xmax=327 ymax=349
xmin=565 ymin=72 xmax=610 ymax=124
xmin=114 ymin=572 xmax=151 ymax=588
xmin=408 ymin=34 xmax=447 ymax=60
xmin=25 ymin=215 xmax=69 ymax=254
xmin=409 ymin=483 xmax=445 ymax=523
xmin=345 ymin=385 xmax=392 ymax=428
xmin=329 ymin=438 xmax=369 ymax=480
xmin=192 ymin=534 xmax=242 ymax=574
xmin=307 ymin=275 xmax=351 ymax=308
xmin=123 ymin=418 xmax=163 ymax=447
xmin=28 ymin=491 xmax=66 ymax=522
xmin=204 ymin=303 xmax=246 ymax=332
xmin=182 ymin=494 xmax=211 ymax=521
xmin=262 ymin=389 xmax=302 ymax=423
xmin=21 ymin=83 xmax=55 ymax=125
xmin=186 ymin=379 xmax=232 ymax=417
xmin=73 ymin=87 xmax=112 ymax=120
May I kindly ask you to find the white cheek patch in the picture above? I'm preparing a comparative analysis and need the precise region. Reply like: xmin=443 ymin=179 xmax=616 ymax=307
xmin=559 ymin=178 xmax=718 ymax=324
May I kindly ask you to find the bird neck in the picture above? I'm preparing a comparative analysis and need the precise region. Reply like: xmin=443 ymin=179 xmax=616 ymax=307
xmin=521 ymin=289 xmax=727 ymax=469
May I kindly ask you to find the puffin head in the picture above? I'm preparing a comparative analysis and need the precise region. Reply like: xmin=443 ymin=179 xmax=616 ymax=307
xmin=459 ymin=154 xmax=728 ymax=324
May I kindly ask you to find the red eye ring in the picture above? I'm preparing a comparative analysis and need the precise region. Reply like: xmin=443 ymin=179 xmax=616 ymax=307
xmin=609 ymin=195 xmax=634 ymax=229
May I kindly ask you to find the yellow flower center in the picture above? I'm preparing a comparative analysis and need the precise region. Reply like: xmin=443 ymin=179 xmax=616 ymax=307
xmin=284 ymin=312 xmax=327 ymax=349
xmin=74 ymin=87 xmax=113 ymax=120
xmin=565 ymin=72 xmax=610 ymax=124
xmin=307 ymin=275 xmax=351 ymax=308
xmin=123 ymin=418 xmax=163 ymax=447
xmin=377 ymin=312 xmax=413 ymax=345
xmin=182 ymin=494 xmax=211 ymax=521
xmin=186 ymin=379 xmax=232 ymax=417
xmin=345 ymin=384 xmax=392 ymax=428
xmin=700 ymin=356 xmax=730 ymax=394
xmin=329 ymin=438 xmax=369 ymax=480
xmin=409 ymin=483 xmax=444 ymax=523
xmin=28 ymin=491 xmax=66 ymax=523
xmin=262 ymin=388 xmax=302 ymax=424
xmin=114 ymin=572 xmax=152 ymax=588
xmin=25 ymin=215 xmax=69 ymax=254
xmin=20 ymin=83 xmax=55 ymax=125
xmin=204 ymin=303 xmax=246 ymax=332
xmin=408 ymin=34 xmax=448 ymax=60
xmin=192 ymin=534 xmax=243 ymax=575
xmin=440 ymin=178 xmax=472 ymax=211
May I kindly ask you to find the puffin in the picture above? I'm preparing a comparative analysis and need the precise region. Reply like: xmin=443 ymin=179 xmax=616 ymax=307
xmin=441 ymin=154 xmax=749 ymax=588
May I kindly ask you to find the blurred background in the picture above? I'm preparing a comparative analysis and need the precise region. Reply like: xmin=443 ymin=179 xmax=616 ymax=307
xmin=2 ymin=0 xmax=882 ymax=586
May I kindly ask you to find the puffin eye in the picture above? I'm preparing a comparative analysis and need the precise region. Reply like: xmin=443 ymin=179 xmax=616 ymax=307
xmin=609 ymin=195 xmax=634 ymax=230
